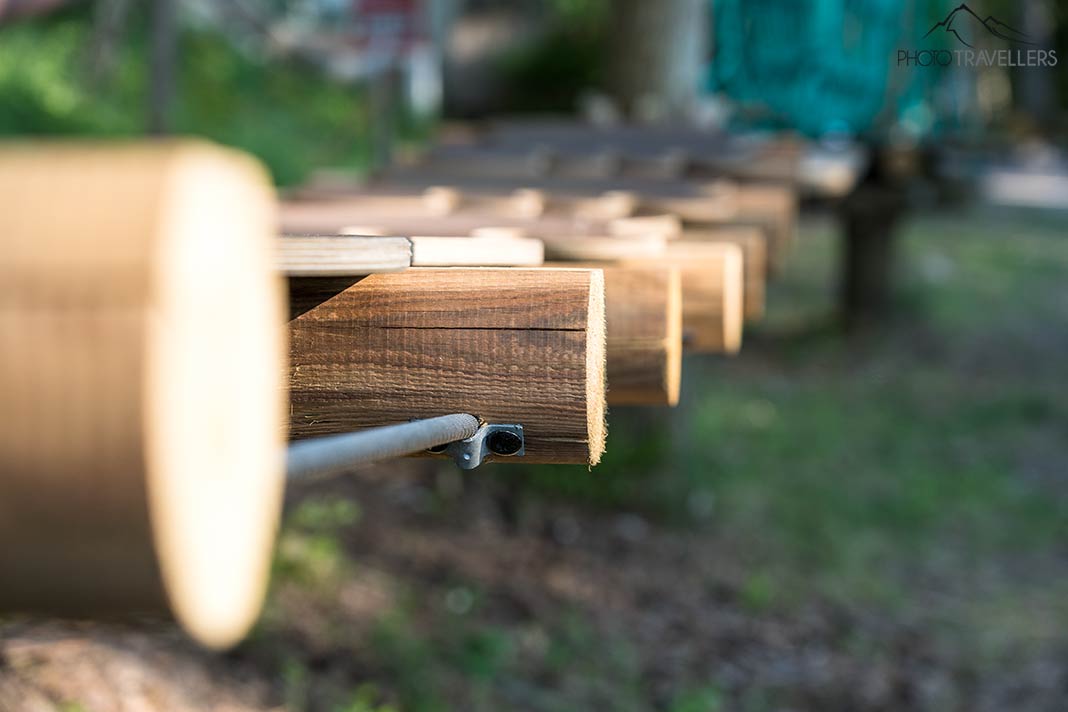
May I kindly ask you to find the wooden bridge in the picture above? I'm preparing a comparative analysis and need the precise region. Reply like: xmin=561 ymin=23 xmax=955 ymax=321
xmin=0 ymin=122 xmax=822 ymax=648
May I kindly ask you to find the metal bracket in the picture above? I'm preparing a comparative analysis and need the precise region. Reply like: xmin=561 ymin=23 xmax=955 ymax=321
xmin=429 ymin=423 xmax=525 ymax=470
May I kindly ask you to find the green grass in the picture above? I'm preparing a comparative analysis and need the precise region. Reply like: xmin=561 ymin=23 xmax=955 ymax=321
xmin=520 ymin=210 xmax=1068 ymax=606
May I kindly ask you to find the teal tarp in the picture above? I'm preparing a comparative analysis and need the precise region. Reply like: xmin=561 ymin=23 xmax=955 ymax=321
xmin=709 ymin=0 xmax=957 ymax=137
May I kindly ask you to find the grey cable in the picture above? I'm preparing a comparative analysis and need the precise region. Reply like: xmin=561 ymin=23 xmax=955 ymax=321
xmin=286 ymin=413 xmax=480 ymax=482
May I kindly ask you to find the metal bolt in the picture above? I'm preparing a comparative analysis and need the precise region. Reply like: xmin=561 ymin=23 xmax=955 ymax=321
xmin=486 ymin=429 xmax=523 ymax=456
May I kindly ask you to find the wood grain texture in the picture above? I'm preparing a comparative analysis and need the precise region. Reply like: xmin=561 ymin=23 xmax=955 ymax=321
xmin=549 ymin=263 xmax=682 ymax=406
xmin=625 ymin=242 xmax=744 ymax=354
xmin=278 ymin=235 xmax=412 ymax=276
xmin=288 ymin=268 xmax=606 ymax=465
xmin=0 ymin=141 xmax=286 ymax=649
xmin=680 ymin=226 xmax=767 ymax=321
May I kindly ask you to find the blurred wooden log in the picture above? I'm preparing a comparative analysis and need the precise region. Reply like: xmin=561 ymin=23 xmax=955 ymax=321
xmin=371 ymin=170 xmax=791 ymax=271
xmin=732 ymin=185 xmax=797 ymax=273
xmin=288 ymin=268 xmax=607 ymax=465
xmin=279 ymin=197 xmax=677 ymax=241
xmin=548 ymin=263 xmax=682 ymax=406
xmin=280 ymin=201 xmax=672 ymax=263
xmin=680 ymin=227 xmax=767 ymax=321
xmin=626 ymin=242 xmax=744 ymax=353
xmin=282 ymin=185 xmax=546 ymax=221
xmin=0 ymin=142 xmax=286 ymax=649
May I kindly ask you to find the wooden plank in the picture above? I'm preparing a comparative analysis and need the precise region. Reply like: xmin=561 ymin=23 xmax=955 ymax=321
xmin=409 ymin=235 xmax=544 ymax=267
xmin=548 ymin=263 xmax=682 ymax=406
xmin=288 ymin=268 xmax=607 ymax=465
xmin=542 ymin=235 xmax=666 ymax=261
xmin=679 ymin=227 xmax=767 ymax=321
xmin=280 ymin=203 xmax=671 ymax=263
xmin=277 ymin=234 xmax=544 ymax=273
xmin=278 ymin=235 xmax=412 ymax=276
xmin=280 ymin=198 xmax=676 ymax=240
xmin=371 ymin=171 xmax=742 ymax=225
xmin=625 ymin=242 xmax=744 ymax=354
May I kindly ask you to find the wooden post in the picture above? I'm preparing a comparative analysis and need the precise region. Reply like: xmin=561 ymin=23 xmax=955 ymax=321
xmin=606 ymin=0 xmax=708 ymax=119
xmin=838 ymin=152 xmax=906 ymax=327
xmin=678 ymin=227 xmax=767 ymax=321
xmin=731 ymin=185 xmax=798 ymax=274
xmin=0 ymin=142 xmax=286 ymax=649
xmin=627 ymin=242 xmax=744 ymax=353
xmin=288 ymin=268 xmax=607 ymax=465
xmin=548 ymin=263 xmax=682 ymax=406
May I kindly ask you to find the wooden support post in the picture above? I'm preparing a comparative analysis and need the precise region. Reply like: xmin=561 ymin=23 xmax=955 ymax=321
xmin=0 ymin=142 xmax=286 ymax=649
xmin=288 ymin=268 xmax=607 ymax=465
xmin=678 ymin=227 xmax=767 ymax=321
xmin=548 ymin=263 xmax=682 ymax=406
xmin=731 ymin=185 xmax=798 ymax=273
xmin=626 ymin=242 xmax=744 ymax=353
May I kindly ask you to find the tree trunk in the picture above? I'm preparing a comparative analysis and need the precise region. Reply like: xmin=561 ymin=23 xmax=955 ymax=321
xmin=837 ymin=149 xmax=906 ymax=328
xmin=148 ymin=0 xmax=175 ymax=135
xmin=606 ymin=0 xmax=708 ymax=121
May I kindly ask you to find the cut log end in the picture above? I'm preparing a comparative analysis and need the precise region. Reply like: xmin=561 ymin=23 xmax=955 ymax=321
xmin=550 ymin=263 xmax=682 ymax=408
xmin=586 ymin=268 xmax=607 ymax=465
xmin=0 ymin=141 xmax=286 ymax=650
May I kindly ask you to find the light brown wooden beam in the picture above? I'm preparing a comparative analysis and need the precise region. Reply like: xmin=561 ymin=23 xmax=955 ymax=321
xmin=624 ymin=242 xmax=744 ymax=354
xmin=548 ymin=263 xmax=682 ymax=407
xmin=732 ymin=185 xmax=797 ymax=273
xmin=357 ymin=175 xmax=794 ymax=270
xmin=0 ymin=142 xmax=286 ymax=650
xmin=678 ymin=227 xmax=767 ymax=321
xmin=288 ymin=268 xmax=607 ymax=465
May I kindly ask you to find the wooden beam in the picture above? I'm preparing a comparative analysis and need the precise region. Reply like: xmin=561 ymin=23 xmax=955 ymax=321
xmin=0 ymin=142 xmax=286 ymax=650
xmin=288 ymin=268 xmax=607 ymax=465
xmin=732 ymin=185 xmax=797 ymax=273
xmin=549 ymin=263 xmax=682 ymax=406
xmin=678 ymin=227 xmax=767 ymax=321
xmin=625 ymin=242 xmax=744 ymax=353
xmin=280 ymin=203 xmax=671 ymax=263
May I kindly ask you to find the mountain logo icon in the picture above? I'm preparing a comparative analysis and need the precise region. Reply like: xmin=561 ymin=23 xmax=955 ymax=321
xmin=923 ymin=3 xmax=1034 ymax=48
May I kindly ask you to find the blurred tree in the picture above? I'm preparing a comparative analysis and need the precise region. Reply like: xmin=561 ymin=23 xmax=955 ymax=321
xmin=605 ymin=0 xmax=707 ymax=121
xmin=148 ymin=0 xmax=174 ymax=134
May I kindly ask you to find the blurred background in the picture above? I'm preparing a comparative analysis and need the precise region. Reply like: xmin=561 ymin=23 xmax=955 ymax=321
xmin=1 ymin=1 xmax=1067 ymax=710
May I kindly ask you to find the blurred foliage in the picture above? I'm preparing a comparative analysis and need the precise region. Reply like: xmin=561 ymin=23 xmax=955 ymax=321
xmin=273 ymin=497 xmax=361 ymax=586
xmin=496 ymin=0 xmax=609 ymax=113
xmin=0 ymin=2 xmax=372 ymax=185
